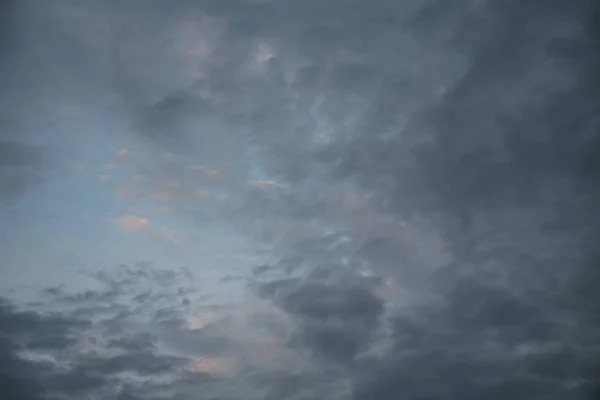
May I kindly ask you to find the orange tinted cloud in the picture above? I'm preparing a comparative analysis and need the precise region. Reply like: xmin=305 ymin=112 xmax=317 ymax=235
xmin=115 ymin=214 xmax=149 ymax=232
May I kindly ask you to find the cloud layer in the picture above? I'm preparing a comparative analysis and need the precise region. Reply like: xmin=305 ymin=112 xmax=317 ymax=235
xmin=2 ymin=0 xmax=600 ymax=399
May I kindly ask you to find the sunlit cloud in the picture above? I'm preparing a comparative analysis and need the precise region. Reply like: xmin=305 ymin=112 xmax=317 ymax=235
xmin=113 ymin=213 xmax=187 ymax=245
xmin=115 ymin=214 xmax=149 ymax=232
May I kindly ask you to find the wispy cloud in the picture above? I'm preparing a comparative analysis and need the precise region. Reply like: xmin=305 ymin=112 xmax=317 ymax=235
xmin=2 ymin=0 xmax=600 ymax=399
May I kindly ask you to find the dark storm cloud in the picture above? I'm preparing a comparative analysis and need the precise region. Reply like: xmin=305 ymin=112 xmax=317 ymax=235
xmin=260 ymin=274 xmax=384 ymax=363
xmin=209 ymin=0 xmax=600 ymax=398
xmin=3 ymin=0 xmax=600 ymax=400
xmin=351 ymin=284 xmax=588 ymax=399
xmin=0 ymin=297 xmax=95 ymax=399
xmin=0 ymin=299 xmax=64 ymax=400
xmin=0 ymin=339 xmax=46 ymax=400
xmin=334 ymin=0 xmax=600 ymax=398
xmin=0 ymin=298 xmax=90 ymax=351
xmin=0 ymin=263 xmax=234 ymax=399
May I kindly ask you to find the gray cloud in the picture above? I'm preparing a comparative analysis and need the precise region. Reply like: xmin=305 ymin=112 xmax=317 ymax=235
xmin=0 ymin=263 xmax=242 ymax=399
xmin=0 ymin=301 xmax=53 ymax=400
xmin=0 ymin=298 xmax=90 ymax=351
xmin=68 ymin=350 xmax=188 ymax=376
xmin=0 ymin=2 xmax=39 ymax=201
xmin=0 ymin=140 xmax=43 ymax=199
xmin=263 ymin=275 xmax=384 ymax=363
xmin=231 ymin=0 xmax=600 ymax=398
xmin=107 ymin=333 xmax=157 ymax=352
xmin=3 ymin=0 xmax=600 ymax=399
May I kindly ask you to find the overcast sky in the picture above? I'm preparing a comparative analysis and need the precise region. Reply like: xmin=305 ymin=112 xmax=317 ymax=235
xmin=1 ymin=0 xmax=600 ymax=399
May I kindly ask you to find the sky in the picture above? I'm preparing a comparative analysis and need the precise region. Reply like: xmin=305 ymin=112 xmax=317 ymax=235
xmin=1 ymin=0 xmax=600 ymax=399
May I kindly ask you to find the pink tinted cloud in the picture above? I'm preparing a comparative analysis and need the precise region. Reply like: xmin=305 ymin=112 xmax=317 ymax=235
xmin=115 ymin=214 xmax=149 ymax=232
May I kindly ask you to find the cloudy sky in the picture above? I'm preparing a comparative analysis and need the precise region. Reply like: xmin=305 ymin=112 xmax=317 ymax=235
xmin=1 ymin=0 xmax=600 ymax=399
